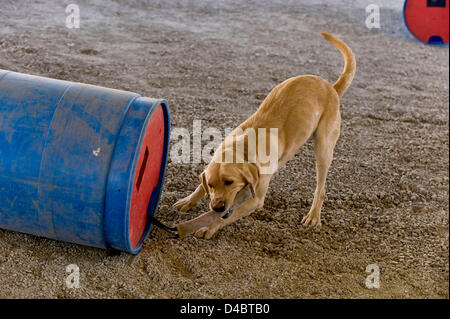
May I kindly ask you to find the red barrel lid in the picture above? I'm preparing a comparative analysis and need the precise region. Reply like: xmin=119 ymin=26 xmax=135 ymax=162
xmin=129 ymin=105 xmax=166 ymax=249
xmin=404 ymin=0 xmax=449 ymax=44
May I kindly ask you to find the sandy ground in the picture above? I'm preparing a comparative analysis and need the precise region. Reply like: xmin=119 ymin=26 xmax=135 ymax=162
xmin=0 ymin=0 xmax=448 ymax=298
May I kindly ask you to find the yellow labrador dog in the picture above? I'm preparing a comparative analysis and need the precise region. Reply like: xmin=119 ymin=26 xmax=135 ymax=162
xmin=173 ymin=32 xmax=356 ymax=239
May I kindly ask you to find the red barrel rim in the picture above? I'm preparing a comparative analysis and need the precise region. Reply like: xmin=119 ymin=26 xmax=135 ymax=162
xmin=129 ymin=105 xmax=166 ymax=249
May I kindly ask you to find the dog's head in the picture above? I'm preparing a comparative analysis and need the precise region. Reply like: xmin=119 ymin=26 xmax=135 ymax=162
xmin=200 ymin=161 xmax=258 ymax=214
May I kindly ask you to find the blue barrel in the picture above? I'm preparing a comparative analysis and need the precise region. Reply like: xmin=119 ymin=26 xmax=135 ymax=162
xmin=0 ymin=69 xmax=170 ymax=254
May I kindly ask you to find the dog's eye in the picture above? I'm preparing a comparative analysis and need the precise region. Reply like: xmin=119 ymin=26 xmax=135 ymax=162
xmin=224 ymin=180 xmax=233 ymax=186
xmin=208 ymin=184 xmax=214 ymax=189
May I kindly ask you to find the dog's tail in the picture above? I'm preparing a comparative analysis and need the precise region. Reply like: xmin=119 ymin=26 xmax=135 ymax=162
xmin=321 ymin=32 xmax=356 ymax=98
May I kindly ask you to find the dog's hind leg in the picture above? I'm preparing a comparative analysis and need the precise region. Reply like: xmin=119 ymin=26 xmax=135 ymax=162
xmin=173 ymin=184 xmax=206 ymax=212
xmin=302 ymin=111 xmax=340 ymax=227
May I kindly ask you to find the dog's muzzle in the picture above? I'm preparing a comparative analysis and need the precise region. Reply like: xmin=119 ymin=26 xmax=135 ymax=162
xmin=212 ymin=201 xmax=226 ymax=213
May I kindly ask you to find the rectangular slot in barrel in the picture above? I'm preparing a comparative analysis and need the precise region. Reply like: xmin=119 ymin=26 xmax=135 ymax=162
xmin=427 ymin=0 xmax=446 ymax=7
xmin=136 ymin=146 xmax=149 ymax=192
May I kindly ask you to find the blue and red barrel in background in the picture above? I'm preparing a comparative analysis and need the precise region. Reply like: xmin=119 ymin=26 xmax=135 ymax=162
xmin=404 ymin=0 xmax=449 ymax=44
xmin=0 ymin=69 xmax=170 ymax=254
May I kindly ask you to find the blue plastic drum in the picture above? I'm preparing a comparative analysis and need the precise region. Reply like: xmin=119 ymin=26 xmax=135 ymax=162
xmin=0 ymin=69 xmax=170 ymax=254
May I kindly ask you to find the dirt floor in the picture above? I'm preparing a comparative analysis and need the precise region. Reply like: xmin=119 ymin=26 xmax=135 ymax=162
xmin=0 ymin=0 xmax=448 ymax=298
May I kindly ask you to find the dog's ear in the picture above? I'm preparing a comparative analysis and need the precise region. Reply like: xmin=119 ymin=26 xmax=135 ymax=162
xmin=241 ymin=163 xmax=259 ymax=198
xmin=200 ymin=171 xmax=209 ymax=196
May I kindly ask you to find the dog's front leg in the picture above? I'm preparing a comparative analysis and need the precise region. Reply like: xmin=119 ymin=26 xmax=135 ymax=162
xmin=173 ymin=184 xmax=206 ymax=212
xmin=194 ymin=197 xmax=263 ymax=239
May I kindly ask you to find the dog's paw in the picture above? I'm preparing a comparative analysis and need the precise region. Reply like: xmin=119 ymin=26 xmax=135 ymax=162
xmin=194 ymin=226 xmax=217 ymax=239
xmin=301 ymin=212 xmax=321 ymax=227
xmin=173 ymin=196 xmax=196 ymax=212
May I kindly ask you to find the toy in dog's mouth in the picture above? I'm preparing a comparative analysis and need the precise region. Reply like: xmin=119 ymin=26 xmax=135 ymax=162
xmin=148 ymin=184 xmax=254 ymax=238
xmin=174 ymin=184 xmax=254 ymax=237
xmin=220 ymin=184 xmax=255 ymax=220
xmin=221 ymin=209 xmax=233 ymax=220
